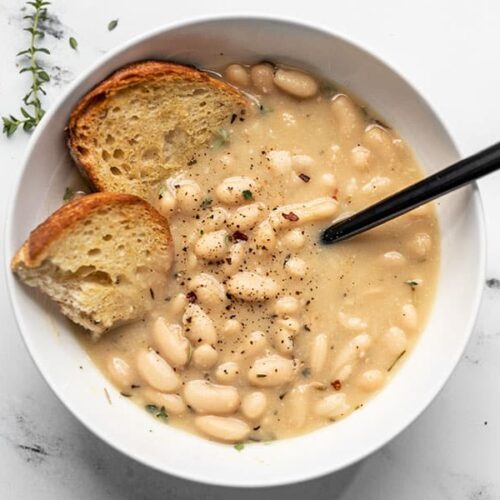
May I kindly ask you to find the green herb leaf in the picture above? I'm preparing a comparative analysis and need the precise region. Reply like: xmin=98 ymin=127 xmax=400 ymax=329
xmin=69 ymin=37 xmax=78 ymax=50
xmin=234 ymin=443 xmax=245 ymax=451
xmin=63 ymin=187 xmax=74 ymax=201
xmin=242 ymin=190 xmax=253 ymax=200
xmin=405 ymin=279 xmax=421 ymax=288
xmin=108 ymin=19 xmax=119 ymax=31
xmin=200 ymin=197 xmax=213 ymax=209
xmin=158 ymin=184 xmax=167 ymax=199
xmin=2 ymin=0 xmax=52 ymax=136
xmin=145 ymin=404 xmax=159 ymax=414
xmin=301 ymin=367 xmax=310 ymax=377
xmin=156 ymin=406 xmax=168 ymax=420
xmin=212 ymin=128 xmax=229 ymax=148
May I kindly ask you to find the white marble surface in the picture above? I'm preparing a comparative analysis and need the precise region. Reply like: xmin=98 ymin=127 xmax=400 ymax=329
xmin=1 ymin=0 xmax=499 ymax=498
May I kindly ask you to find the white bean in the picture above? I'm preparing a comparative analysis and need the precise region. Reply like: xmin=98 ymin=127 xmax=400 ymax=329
xmin=250 ymin=63 xmax=275 ymax=94
xmin=174 ymin=180 xmax=202 ymax=213
xmin=236 ymin=330 xmax=267 ymax=358
xmin=267 ymin=150 xmax=292 ymax=175
xmin=227 ymin=272 xmax=279 ymax=301
xmin=182 ymin=304 xmax=217 ymax=344
xmin=136 ymin=349 xmax=180 ymax=393
xmin=274 ymin=296 xmax=300 ymax=316
xmin=361 ymin=176 xmax=391 ymax=195
xmin=248 ymin=355 xmax=295 ymax=387
xmin=158 ymin=188 xmax=177 ymax=216
xmin=331 ymin=94 xmax=365 ymax=139
xmin=152 ymin=318 xmax=190 ymax=368
xmin=195 ymin=415 xmax=250 ymax=443
xmin=184 ymin=380 xmax=240 ymax=415
xmin=269 ymin=197 xmax=338 ymax=230
xmin=401 ymin=303 xmax=418 ymax=330
xmin=281 ymin=229 xmax=306 ymax=250
xmin=351 ymin=145 xmax=372 ymax=170
xmin=169 ymin=293 xmax=188 ymax=316
xmin=310 ymin=333 xmax=328 ymax=376
xmin=357 ymin=369 xmax=385 ymax=391
xmin=284 ymin=256 xmax=307 ymax=277
xmin=224 ymin=64 xmax=250 ymax=87
xmin=215 ymin=362 xmax=240 ymax=383
xmin=338 ymin=312 xmax=368 ymax=331
xmin=222 ymin=242 xmax=245 ymax=275
xmin=254 ymin=220 xmax=277 ymax=251
xmin=215 ymin=176 xmax=259 ymax=205
xmin=284 ymin=385 xmax=309 ymax=428
xmin=321 ymin=172 xmax=337 ymax=189
xmin=107 ymin=356 xmax=136 ymax=390
xmin=222 ymin=318 xmax=242 ymax=337
xmin=292 ymin=154 xmax=315 ymax=169
xmin=382 ymin=250 xmax=407 ymax=266
xmin=192 ymin=344 xmax=218 ymax=369
xmin=382 ymin=326 xmax=408 ymax=356
xmin=228 ymin=202 xmax=267 ymax=231
xmin=241 ymin=391 xmax=267 ymax=420
xmin=363 ymin=125 xmax=395 ymax=161
xmin=332 ymin=333 xmax=372 ymax=373
xmin=194 ymin=230 xmax=230 ymax=262
xmin=408 ymin=232 xmax=432 ymax=260
xmin=315 ymin=393 xmax=350 ymax=419
xmin=200 ymin=206 xmax=229 ymax=231
xmin=141 ymin=387 xmax=187 ymax=415
xmin=189 ymin=273 xmax=226 ymax=307
xmin=274 ymin=327 xmax=294 ymax=356
xmin=274 ymin=69 xmax=318 ymax=99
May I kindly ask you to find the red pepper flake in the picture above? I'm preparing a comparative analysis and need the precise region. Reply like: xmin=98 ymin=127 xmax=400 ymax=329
xmin=332 ymin=188 xmax=339 ymax=200
xmin=232 ymin=230 xmax=248 ymax=241
xmin=298 ymin=173 xmax=310 ymax=183
xmin=331 ymin=379 xmax=342 ymax=391
xmin=282 ymin=211 xmax=299 ymax=222
xmin=186 ymin=291 xmax=197 ymax=303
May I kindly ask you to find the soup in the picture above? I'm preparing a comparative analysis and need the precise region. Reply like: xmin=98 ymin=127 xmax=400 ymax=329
xmin=83 ymin=63 xmax=439 ymax=444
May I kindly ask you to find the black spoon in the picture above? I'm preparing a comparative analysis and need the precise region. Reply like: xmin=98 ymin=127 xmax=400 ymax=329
xmin=321 ymin=142 xmax=500 ymax=245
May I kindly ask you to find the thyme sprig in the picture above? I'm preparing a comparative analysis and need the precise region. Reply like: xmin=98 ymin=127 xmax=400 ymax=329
xmin=2 ymin=0 xmax=51 ymax=136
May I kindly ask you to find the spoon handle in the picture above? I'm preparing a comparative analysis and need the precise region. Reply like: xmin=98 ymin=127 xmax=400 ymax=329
xmin=321 ymin=142 xmax=500 ymax=244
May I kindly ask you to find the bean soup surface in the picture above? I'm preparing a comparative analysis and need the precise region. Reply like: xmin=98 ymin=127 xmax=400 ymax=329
xmin=82 ymin=63 xmax=439 ymax=444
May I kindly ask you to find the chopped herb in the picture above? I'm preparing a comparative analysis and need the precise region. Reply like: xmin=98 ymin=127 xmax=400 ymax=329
xmin=225 ymin=234 xmax=233 ymax=244
xmin=256 ymin=374 xmax=267 ymax=378
xmin=405 ymin=279 xmax=421 ymax=288
xmin=108 ymin=19 xmax=119 ymax=31
xmin=69 ymin=37 xmax=78 ymax=50
xmin=259 ymin=104 xmax=273 ymax=114
xmin=242 ymin=189 xmax=253 ymax=200
xmin=200 ymin=197 xmax=213 ymax=209
xmin=232 ymin=230 xmax=248 ymax=242
xmin=120 ymin=392 xmax=131 ymax=398
xmin=149 ymin=288 xmax=155 ymax=300
xmin=230 ymin=113 xmax=237 ymax=124
xmin=282 ymin=211 xmax=299 ymax=222
xmin=298 ymin=173 xmax=311 ymax=183
xmin=234 ymin=442 xmax=245 ymax=451
xmin=212 ymin=128 xmax=229 ymax=148
xmin=200 ymin=229 xmax=204 ymax=236
xmin=186 ymin=291 xmax=197 ymax=303
xmin=158 ymin=184 xmax=167 ymax=199
xmin=301 ymin=367 xmax=310 ymax=377
xmin=387 ymin=350 xmax=406 ymax=372
xmin=145 ymin=404 xmax=168 ymax=420
xmin=63 ymin=187 xmax=74 ymax=201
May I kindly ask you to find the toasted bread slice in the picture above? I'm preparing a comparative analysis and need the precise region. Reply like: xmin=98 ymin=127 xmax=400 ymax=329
xmin=12 ymin=193 xmax=174 ymax=338
xmin=68 ymin=61 xmax=247 ymax=200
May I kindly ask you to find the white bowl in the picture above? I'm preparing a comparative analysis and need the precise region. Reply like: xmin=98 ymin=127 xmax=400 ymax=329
xmin=5 ymin=16 xmax=485 ymax=487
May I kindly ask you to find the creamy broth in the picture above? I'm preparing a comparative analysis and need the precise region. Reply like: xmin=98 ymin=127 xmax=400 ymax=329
xmin=83 ymin=63 xmax=439 ymax=444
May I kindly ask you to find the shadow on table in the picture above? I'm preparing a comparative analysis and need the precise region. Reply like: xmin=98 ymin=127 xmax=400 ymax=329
xmin=76 ymin=424 xmax=361 ymax=500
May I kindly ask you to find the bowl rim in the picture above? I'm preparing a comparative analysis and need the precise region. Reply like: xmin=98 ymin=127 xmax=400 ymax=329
xmin=4 ymin=13 xmax=486 ymax=488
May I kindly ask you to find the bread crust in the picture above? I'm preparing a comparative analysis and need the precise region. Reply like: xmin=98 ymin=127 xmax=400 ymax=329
xmin=67 ymin=60 xmax=247 ymax=192
xmin=11 ymin=192 xmax=173 ymax=269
